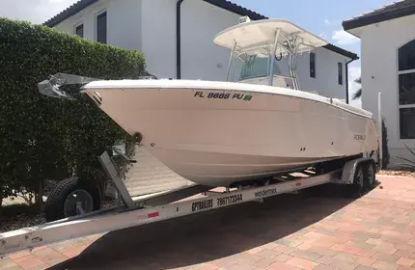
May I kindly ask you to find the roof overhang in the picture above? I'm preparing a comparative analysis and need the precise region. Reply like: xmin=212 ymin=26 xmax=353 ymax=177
xmin=343 ymin=0 xmax=415 ymax=34
xmin=44 ymin=0 xmax=267 ymax=27
xmin=323 ymin=44 xmax=359 ymax=60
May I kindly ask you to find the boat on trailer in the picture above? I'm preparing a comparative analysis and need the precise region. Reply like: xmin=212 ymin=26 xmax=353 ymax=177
xmin=44 ymin=19 xmax=380 ymax=187
xmin=0 ymin=19 xmax=382 ymax=257
xmin=81 ymin=19 xmax=378 ymax=187
xmin=0 ymin=20 xmax=382 ymax=254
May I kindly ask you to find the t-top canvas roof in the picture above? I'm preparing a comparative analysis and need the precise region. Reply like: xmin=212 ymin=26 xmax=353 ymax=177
xmin=214 ymin=19 xmax=328 ymax=55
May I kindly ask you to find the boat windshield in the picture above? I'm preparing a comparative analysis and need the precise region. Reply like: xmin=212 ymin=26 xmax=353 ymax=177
xmin=228 ymin=49 xmax=288 ymax=79
xmin=227 ymin=47 xmax=295 ymax=89
xmin=228 ymin=53 xmax=279 ymax=82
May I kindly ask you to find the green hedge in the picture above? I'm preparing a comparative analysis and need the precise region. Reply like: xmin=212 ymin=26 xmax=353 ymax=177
xmin=0 ymin=18 xmax=145 ymax=203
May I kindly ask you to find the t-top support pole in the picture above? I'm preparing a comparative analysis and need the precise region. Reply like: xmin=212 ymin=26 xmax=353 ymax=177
xmin=269 ymin=29 xmax=281 ymax=86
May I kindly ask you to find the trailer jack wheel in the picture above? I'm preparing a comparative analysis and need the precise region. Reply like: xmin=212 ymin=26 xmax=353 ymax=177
xmin=45 ymin=177 xmax=100 ymax=221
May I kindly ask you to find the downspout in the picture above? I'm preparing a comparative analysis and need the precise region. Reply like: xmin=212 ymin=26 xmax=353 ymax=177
xmin=345 ymin=58 xmax=355 ymax=104
xmin=176 ymin=0 xmax=185 ymax=79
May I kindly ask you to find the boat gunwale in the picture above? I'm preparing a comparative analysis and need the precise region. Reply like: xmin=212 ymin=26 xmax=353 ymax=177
xmin=83 ymin=80 xmax=373 ymax=120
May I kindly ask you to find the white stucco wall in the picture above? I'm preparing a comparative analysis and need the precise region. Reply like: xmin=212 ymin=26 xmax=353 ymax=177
xmin=54 ymin=0 xmax=141 ymax=51
xmin=140 ymin=0 xmax=176 ymax=79
xmin=355 ymin=15 xmax=415 ymax=164
xmin=140 ymin=0 xmax=241 ymax=80
xmin=52 ymin=0 xmax=351 ymax=100
xmin=297 ymin=48 xmax=349 ymax=100
xmin=181 ymin=0 xmax=240 ymax=81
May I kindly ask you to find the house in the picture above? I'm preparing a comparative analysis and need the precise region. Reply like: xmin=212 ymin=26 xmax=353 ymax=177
xmin=44 ymin=0 xmax=358 ymax=101
xmin=343 ymin=0 xmax=415 ymax=166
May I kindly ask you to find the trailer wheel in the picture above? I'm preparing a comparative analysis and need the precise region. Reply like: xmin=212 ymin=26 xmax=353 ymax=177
xmin=45 ymin=177 xmax=101 ymax=221
xmin=348 ymin=164 xmax=365 ymax=198
xmin=365 ymin=162 xmax=376 ymax=190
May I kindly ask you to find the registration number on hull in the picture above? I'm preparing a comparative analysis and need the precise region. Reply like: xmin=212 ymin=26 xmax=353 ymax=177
xmin=194 ymin=91 xmax=252 ymax=102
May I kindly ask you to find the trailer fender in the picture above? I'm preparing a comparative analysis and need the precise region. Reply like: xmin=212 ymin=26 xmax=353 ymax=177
xmin=339 ymin=158 xmax=375 ymax=185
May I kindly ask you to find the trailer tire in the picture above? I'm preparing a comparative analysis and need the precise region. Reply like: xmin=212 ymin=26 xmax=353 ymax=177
xmin=45 ymin=177 xmax=101 ymax=221
xmin=364 ymin=162 xmax=376 ymax=190
xmin=347 ymin=164 xmax=365 ymax=198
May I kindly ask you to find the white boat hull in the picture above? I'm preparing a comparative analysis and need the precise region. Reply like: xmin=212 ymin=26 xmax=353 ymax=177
xmin=84 ymin=80 xmax=379 ymax=187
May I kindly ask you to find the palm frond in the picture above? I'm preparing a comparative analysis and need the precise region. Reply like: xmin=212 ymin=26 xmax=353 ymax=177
xmin=394 ymin=156 xmax=415 ymax=165
xmin=394 ymin=144 xmax=415 ymax=170
xmin=353 ymin=89 xmax=362 ymax=100
xmin=403 ymin=143 xmax=415 ymax=157
xmin=394 ymin=163 xmax=415 ymax=170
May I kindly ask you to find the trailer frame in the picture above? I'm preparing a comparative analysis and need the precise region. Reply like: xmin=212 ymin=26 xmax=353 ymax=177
xmin=0 ymin=152 xmax=377 ymax=256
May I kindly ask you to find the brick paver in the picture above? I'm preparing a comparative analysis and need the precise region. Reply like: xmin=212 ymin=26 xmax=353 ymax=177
xmin=2 ymin=175 xmax=415 ymax=269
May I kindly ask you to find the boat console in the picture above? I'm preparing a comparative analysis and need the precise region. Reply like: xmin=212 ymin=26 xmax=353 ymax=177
xmin=214 ymin=19 xmax=328 ymax=90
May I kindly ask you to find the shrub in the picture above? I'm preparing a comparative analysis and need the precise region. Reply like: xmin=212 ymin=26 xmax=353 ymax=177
xmin=0 ymin=18 xmax=145 ymax=206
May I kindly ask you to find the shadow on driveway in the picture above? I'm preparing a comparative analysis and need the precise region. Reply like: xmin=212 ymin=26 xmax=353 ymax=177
xmin=49 ymin=186 xmax=354 ymax=270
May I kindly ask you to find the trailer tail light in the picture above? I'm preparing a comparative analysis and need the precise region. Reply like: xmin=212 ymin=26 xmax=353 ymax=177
xmin=147 ymin=212 xmax=160 ymax=218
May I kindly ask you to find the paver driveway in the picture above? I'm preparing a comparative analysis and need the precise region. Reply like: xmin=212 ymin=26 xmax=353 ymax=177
xmin=1 ymin=175 xmax=415 ymax=270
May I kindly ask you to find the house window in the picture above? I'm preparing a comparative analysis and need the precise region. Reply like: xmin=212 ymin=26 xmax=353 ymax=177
xmin=338 ymin=62 xmax=343 ymax=85
xmin=310 ymin=52 xmax=316 ymax=78
xmin=75 ymin=24 xmax=84 ymax=38
xmin=399 ymin=40 xmax=415 ymax=71
xmin=398 ymin=39 xmax=415 ymax=139
xmin=400 ymin=108 xmax=415 ymax=139
xmin=399 ymin=72 xmax=415 ymax=105
xmin=97 ymin=12 xmax=107 ymax=44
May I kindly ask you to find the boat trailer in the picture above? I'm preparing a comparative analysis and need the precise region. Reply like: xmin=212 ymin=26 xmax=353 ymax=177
xmin=0 ymin=149 xmax=377 ymax=256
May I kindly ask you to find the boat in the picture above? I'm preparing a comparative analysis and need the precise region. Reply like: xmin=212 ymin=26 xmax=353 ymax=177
xmin=53 ymin=19 xmax=380 ymax=187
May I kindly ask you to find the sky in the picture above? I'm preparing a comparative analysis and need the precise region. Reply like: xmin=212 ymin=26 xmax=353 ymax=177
xmin=0 ymin=0 xmax=397 ymax=107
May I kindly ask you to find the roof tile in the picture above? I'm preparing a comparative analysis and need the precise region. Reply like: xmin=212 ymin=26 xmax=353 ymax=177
xmin=343 ymin=0 xmax=415 ymax=30
xmin=44 ymin=0 xmax=266 ymax=27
